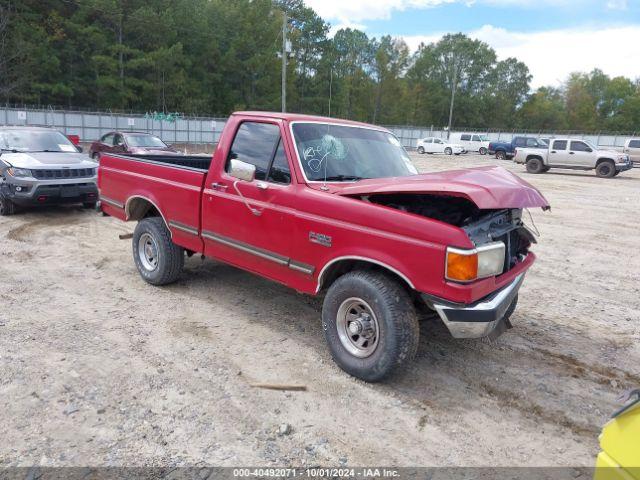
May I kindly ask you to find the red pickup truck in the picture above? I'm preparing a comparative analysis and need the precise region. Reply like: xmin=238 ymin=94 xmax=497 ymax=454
xmin=98 ymin=111 xmax=549 ymax=382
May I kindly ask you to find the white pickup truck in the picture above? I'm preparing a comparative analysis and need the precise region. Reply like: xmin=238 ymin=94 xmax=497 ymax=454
xmin=514 ymin=138 xmax=633 ymax=178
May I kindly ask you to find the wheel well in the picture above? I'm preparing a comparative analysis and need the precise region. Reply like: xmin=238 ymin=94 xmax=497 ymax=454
xmin=526 ymin=155 xmax=543 ymax=163
xmin=596 ymin=157 xmax=614 ymax=166
xmin=318 ymin=259 xmax=413 ymax=295
xmin=126 ymin=197 xmax=162 ymax=221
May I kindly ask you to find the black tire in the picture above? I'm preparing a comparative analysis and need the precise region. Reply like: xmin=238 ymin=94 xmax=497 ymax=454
xmin=479 ymin=147 xmax=487 ymax=155
xmin=444 ymin=147 xmax=452 ymax=155
xmin=417 ymin=146 xmax=425 ymax=154
xmin=322 ymin=270 xmax=419 ymax=382
xmin=596 ymin=160 xmax=616 ymax=178
xmin=82 ymin=202 xmax=97 ymax=209
xmin=0 ymin=194 xmax=16 ymax=216
xmin=132 ymin=217 xmax=184 ymax=285
xmin=526 ymin=157 xmax=544 ymax=174
xmin=496 ymin=150 xmax=506 ymax=160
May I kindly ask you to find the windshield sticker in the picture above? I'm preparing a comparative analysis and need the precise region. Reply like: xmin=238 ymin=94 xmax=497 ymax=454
xmin=302 ymin=135 xmax=348 ymax=173
xmin=59 ymin=144 xmax=76 ymax=152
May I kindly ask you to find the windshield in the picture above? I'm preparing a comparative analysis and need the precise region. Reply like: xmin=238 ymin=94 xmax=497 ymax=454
xmin=125 ymin=134 xmax=167 ymax=148
xmin=291 ymin=123 xmax=417 ymax=181
xmin=0 ymin=130 xmax=77 ymax=153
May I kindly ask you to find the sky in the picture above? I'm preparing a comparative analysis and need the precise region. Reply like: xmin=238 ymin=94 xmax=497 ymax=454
xmin=303 ymin=0 xmax=640 ymax=89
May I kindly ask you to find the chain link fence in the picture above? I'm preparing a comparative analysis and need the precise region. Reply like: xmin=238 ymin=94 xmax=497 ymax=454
xmin=2 ymin=105 xmax=638 ymax=151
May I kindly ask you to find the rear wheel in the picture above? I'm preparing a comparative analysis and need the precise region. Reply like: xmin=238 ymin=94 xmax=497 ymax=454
xmin=496 ymin=150 xmax=506 ymax=160
xmin=0 ymin=194 xmax=16 ymax=216
xmin=526 ymin=157 xmax=544 ymax=174
xmin=132 ymin=217 xmax=184 ymax=285
xmin=417 ymin=146 xmax=425 ymax=154
xmin=596 ymin=160 xmax=616 ymax=178
xmin=322 ymin=270 xmax=419 ymax=382
xmin=479 ymin=147 xmax=487 ymax=155
xmin=444 ymin=147 xmax=452 ymax=155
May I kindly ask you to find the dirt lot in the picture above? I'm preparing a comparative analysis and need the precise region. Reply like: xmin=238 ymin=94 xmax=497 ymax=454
xmin=1 ymin=153 xmax=638 ymax=467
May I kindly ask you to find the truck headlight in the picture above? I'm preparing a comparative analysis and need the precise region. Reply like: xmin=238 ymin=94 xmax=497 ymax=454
xmin=7 ymin=167 xmax=32 ymax=178
xmin=446 ymin=242 xmax=505 ymax=283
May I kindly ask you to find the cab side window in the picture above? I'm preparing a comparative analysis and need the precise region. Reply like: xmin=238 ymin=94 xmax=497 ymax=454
xmin=552 ymin=140 xmax=568 ymax=150
xmin=113 ymin=134 xmax=124 ymax=146
xmin=102 ymin=133 xmax=114 ymax=145
xmin=227 ymin=122 xmax=291 ymax=184
xmin=629 ymin=140 xmax=640 ymax=148
xmin=471 ymin=135 xmax=480 ymax=141
xmin=461 ymin=134 xmax=471 ymax=141
xmin=515 ymin=137 xmax=526 ymax=147
xmin=570 ymin=141 xmax=591 ymax=152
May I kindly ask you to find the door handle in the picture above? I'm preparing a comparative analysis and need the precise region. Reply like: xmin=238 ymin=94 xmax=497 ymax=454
xmin=550 ymin=151 xmax=556 ymax=153
xmin=569 ymin=152 xmax=575 ymax=155
xmin=211 ymin=182 xmax=228 ymax=190
xmin=256 ymin=181 xmax=269 ymax=190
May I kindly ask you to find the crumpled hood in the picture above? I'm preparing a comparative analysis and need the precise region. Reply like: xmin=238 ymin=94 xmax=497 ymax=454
xmin=330 ymin=166 xmax=550 ymax=210
xmin=1 ymin=151 xmax=97 ymax=169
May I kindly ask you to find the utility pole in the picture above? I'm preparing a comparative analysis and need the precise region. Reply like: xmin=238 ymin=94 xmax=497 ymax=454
xmin=281 ymin=12 xmax=287 ymax=113
xmin=447 ymin=58 xmax=458 ymax=140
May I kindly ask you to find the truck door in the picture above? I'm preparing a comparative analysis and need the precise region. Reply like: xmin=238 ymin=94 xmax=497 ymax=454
xmin=568 ymin=140 xmax=596 ymax=167
xmin=549 ymin=139 xmax=568 ymax=164
xmin=200 ymin=120 xmax=297 ymax=285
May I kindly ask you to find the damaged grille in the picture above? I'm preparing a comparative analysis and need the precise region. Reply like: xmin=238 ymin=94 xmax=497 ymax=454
xmin=464 ymin=209 xmax=533 ymax=273
xmin=31 ymin=168 xmax=96 ymax=180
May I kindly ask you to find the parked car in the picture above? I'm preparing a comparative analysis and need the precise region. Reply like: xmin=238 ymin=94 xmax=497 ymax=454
xmin=0 ymin=126 xmax=98 ymax=215
xmin=623 ymin=138 xmax=640 ymax=165
xmin=514 ymin=138 xmax=633 ymax=178
xmin=89 ymin=131 xmax=178 ymax=159
xmin=416 ymin=137 xmax=464 ymax=155
xmin=99 ymin=111 xmax=549 ymax=382
xmin=449 ymin=132 xmax=490 ymax=155
xmin=489 ymin=136 xmax=547 ymax=160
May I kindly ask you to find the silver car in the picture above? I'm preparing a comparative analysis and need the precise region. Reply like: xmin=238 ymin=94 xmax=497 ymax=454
xmin=0 ymin=126 xmax=98 ymax=215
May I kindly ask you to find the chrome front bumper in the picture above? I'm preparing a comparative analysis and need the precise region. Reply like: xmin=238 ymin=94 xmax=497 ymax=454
xmin=425 ymin=274 xmax=525 ymax=339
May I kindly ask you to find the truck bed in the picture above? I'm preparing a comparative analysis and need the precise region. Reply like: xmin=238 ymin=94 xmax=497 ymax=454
xmin=98 ymin=152 xmax=210 ymax=252
xmin=125 ymin=154 xmax=212 ymax=171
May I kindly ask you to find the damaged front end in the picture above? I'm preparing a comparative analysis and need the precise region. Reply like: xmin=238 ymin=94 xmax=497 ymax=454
xmin=356 ymin=192 xmax=543 ymax=340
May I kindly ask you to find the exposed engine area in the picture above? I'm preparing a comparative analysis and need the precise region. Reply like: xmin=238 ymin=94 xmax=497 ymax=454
xmin=364 ymin=193 xmax=483 ymax=227
xmin=361 ymin=193 xmax=536 ymax=272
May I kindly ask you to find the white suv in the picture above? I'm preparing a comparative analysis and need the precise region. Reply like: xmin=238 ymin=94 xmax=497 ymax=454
xmin=416 ymin=137 xmax=464 ymax=155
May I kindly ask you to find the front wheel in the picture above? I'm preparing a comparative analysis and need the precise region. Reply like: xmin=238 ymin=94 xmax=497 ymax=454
xmin=596 ymin=160 xmax=616 ymax=178
xmin=322 ymin=270 xmax=419 ymax=382
xmin=0 ymin=194 xmax=16 ymax=216
xmin=417 ymin=146 xmax=425 ymax=154
xmin=132 ymin=217 xmax=184 ymax=285
xmin=479 ymin=147 xmax=487 ymax=155
xmin=444 ymin=147 xmax=452 ymax=155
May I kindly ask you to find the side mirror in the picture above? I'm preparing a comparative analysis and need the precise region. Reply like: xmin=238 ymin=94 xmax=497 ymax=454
xmin=229 ymin=159 xmax=256 ymax=182
xmin=586 ymin=148 xmax=593 ymax=152
xmin=76 ymin=146 xmax=83 ymax=153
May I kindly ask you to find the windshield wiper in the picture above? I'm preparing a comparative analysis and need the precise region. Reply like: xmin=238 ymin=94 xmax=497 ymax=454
xmin=321 ymin=175 xmax=368 ymax=182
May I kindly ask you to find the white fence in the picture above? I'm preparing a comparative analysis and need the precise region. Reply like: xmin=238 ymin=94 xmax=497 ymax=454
xmin=2 ymin=106 xmax=637 ymax=150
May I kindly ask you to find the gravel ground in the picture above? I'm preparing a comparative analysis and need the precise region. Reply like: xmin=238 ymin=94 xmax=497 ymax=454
xmin=0 ymin=153 xmax=638 ymax=467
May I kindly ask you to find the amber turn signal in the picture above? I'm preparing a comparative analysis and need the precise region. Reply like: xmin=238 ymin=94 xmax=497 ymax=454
xmin=446 ymin=248 xmax=478 ymax=282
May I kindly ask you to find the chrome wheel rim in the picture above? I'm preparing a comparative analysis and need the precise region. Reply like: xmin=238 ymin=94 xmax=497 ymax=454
xmin=138 ymin=233 xmax=159 ymax=271
xmin=336 ymin=297 xmax=379 ymax=358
